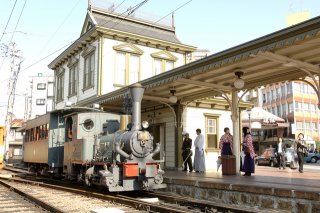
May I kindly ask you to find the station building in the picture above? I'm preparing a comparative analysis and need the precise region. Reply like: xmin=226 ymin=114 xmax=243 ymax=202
xmin=48 ymin=3 xmax=249 ymax=171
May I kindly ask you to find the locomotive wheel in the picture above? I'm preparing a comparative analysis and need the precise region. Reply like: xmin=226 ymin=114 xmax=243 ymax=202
xmin=154 ymin=174 xmax=163 ymax=184
xmin=85 ymin=175 xmax=91 ymax=187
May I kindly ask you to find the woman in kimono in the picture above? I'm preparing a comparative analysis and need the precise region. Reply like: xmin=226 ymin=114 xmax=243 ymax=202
xmin=194 ymin=128 xmax=206 ymax=173
xmin=219 ymin=127 xmax=233 ymax=155
xmin=241 ymin=127 xmax=255 ymax=176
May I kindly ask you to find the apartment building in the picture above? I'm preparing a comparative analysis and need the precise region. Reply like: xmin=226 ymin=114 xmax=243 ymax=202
xmin=24 ymin=73 xmax=54 ymax=120
xmin=261 ymin=79 xmax=320 ymax=141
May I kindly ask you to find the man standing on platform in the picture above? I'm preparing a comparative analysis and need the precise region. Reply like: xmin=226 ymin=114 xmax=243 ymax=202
xmin=182 ymin=132 xmax=193 ymax=172
xmin=194 ymin=128 xmax=206 ymax=173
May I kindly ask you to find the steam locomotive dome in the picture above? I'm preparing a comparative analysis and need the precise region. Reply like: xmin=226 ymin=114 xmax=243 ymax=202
xmin=116 ymin=130 xmax=153 ymax=158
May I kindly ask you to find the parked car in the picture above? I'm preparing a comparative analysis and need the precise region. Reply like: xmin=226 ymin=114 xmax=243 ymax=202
xmin=284 ymin=148 xmax=298 ymax=169
xmin=256 ymin=147 xmax=298 ymax=169
xmin=304 ymin=151 xmax=320 ymax=163
xmin=256 ymin=148 xmax=278 ymax=167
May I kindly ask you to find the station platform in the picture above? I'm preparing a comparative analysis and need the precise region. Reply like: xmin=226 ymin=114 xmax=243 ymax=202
xmin=162 ymin=165 xmax=320 ymax=212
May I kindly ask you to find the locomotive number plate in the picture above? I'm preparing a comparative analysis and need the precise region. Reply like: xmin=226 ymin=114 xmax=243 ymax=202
xmin=137 ymin=132 xmax=150 ymax=141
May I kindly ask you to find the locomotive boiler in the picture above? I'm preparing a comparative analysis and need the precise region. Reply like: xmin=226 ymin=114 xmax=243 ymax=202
xmin=80 ymin=83 xmax=166 ymax=191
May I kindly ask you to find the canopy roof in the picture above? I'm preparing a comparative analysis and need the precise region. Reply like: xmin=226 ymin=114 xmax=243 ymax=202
xmin=241 ymin=107 xmax=288 ymax=130
xmin=242 ymin=107 xmax=285 ymax=123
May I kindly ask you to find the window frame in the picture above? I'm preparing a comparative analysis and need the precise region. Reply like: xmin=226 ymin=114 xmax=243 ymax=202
xmin=68 ymin=60 xmax=78 ymax=97
xmin=56 ymin=69 xmax=65 ymax=103
xmin=114 ymin=51 xmax=141 ymax=87
xmin=36 ymin=99 xmax=46 ymax=105
xmin=37 ymin=83 xmax=46 ymax=90
xmin=204 ymin=113 xmax=220 ymax=151
xmin=83 ymin=51 xmax=95 ymax=90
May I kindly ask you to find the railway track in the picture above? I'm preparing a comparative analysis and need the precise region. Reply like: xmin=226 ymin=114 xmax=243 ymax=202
xmin=0 ymin=180 xmax=52 ymax=212
xmin=1 ymin=166 xmax=281 ymax=212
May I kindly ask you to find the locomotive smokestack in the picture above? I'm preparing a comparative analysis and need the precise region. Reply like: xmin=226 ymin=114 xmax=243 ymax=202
xmin=129 ymin=83 xmax=145 ymax=131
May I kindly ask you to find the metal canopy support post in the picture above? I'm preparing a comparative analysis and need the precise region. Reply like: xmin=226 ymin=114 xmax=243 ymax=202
xmin=231 ymin=89 xmax=241 ymax=175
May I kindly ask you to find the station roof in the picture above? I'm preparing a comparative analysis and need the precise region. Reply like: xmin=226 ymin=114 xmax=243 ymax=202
xmin=78 ymin=15 xmax=320 ymax=112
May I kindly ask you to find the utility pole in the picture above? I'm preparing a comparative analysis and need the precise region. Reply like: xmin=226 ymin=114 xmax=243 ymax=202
xmin=2 ymin=42 xmax=23 ymax=155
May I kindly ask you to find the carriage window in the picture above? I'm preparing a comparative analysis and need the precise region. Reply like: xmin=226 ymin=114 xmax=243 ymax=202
xmin=83 ymin=119 xmax=94 ymax=130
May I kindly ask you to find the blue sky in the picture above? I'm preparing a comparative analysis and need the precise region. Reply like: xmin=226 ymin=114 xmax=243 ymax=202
xmin=0 ymin=0 xmax=320 ymax=122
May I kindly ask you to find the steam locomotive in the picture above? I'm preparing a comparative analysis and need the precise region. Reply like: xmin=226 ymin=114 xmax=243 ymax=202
xmin=23 ymin=83 xmax=166 ymax=191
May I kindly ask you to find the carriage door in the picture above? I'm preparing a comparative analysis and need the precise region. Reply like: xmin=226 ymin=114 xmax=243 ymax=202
xmin=148 ymin=124 xmax=165 ymax=166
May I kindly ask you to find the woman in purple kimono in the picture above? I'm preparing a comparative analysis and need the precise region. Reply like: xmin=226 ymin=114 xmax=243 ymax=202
xmin=241 ymin=127 xmax=255 ymax=176
xmin=219 ymin=127 xmax=233 ymax=155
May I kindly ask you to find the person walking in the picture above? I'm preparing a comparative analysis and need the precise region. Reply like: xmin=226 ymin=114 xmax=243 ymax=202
xmin=296 ymin=133 xmax=307 ymax=173
xmin=219 ymin=127 xmax=233 ymax=155
xmin=182 ymin=132 xmax=193 ymax=172
xmin=194 ymin=128 xmax=206 ymax=173
xmin=241 ymin=127 xmax=255 ymax=176
xmin=276 ymin=137 xmax=286 ymax=170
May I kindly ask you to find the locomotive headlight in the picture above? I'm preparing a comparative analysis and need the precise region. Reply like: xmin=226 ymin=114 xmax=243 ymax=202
xmin=142 ymin=120 xmax=149 ymax=129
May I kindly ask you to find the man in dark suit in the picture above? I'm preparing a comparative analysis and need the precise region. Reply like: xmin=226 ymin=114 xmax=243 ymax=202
xmin=276 ymin=137 xmax=286 ymax=170
xmin=182 ymin=132 xmax=193 ymax=172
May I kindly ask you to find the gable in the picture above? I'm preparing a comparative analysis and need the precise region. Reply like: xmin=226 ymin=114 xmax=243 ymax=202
xmin=113 ymin=43 xmax=144 ymax=55
xmin=151 ymin=50 xmax=178 ymax=61
xmin=81 ymin=12 xmax=97 ymax=36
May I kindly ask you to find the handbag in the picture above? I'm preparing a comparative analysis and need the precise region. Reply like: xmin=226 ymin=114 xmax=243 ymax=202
xmin=244 ymin=146 xmax=250 ymax=155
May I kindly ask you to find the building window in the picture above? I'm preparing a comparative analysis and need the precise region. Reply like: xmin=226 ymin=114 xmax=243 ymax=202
xmin=113 ymin=43 xmax=143 ymax=87
xmin=153 ymin=59 xmax=162 ymax=75
xmin=276 ymin=88 xmax=280 ymax=99
xmin=282 ymin=104 xmax=287 ymax=115
xmin=56 ymin=71 xmax=64 ymax=102
xmin=151 ymin=50 xmax=177 ymax=75
xmin=272 ymin=90 xmax=276 ymax=100
xmin=277 ymin=105 xmax=281 ymax=117
xmin=37 ymin=83 xmax=46 ymax=90
xmin=205 ymin=115 xmax=219 ymax=149
xmin=288 ymin=102 xmax=293 ymax=113
xmin=152 ymin=58 xmax=175 ymax=74
xmin=114 ymin=52 xmax=140 ymax=86
xmin=296 ymin=122 xmax=303 ymax=131
xmin=267 ymin=92 xmax=271 ymax=103
xmin=287 ymin=83 xmax=292 ymax=94
xmin=68 ymin=63 xmax=77 ymax=96
xmin=281 ymin=85 xmax=285 ymax=96
xmin=83 ymin=51 xmax=95 ymax=89
xmin=312 ymin=122 xmax=318 ymax=131
xmin=36 ymin=99 xmax=45 ymax=105
xmin=295 ymin=102 xmax=302 ymax=112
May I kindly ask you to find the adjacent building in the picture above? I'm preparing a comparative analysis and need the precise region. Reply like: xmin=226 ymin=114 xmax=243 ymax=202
xmin=6 ymin=119 xmax=24 ymax=163
xmin=24 ymin=73 xmax=54 ymax=120
xmin=261 ymin=79 xmax=320 ymax=141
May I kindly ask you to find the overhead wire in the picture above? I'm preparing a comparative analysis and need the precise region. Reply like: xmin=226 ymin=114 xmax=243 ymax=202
xmin=38 ymin=0 xmax=81 ymax=58
xmin=109 ymin=0 xmax=149 ymax=29
xmin=0 ymin=0 xmax=27 ymax=73
xmin=1 ymin=0 xmax=151 ymax=84
xmin=0 ymin=0 xmax=18 ymax=44
xmin=8 ymin=0 xmax=27 ymax=44
xmin=135 ymin=0 xmax=192 ymax=35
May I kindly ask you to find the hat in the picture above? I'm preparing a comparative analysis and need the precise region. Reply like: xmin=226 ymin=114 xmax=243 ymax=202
xmin=182 ymin=131 xmax=187 ymax=136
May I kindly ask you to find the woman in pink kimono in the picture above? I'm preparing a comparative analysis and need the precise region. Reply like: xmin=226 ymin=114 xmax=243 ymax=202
xmin=241 ymin=127 xmax=255 ymax=176
xmin=219 ymin=127 xmax=233 ymax=155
